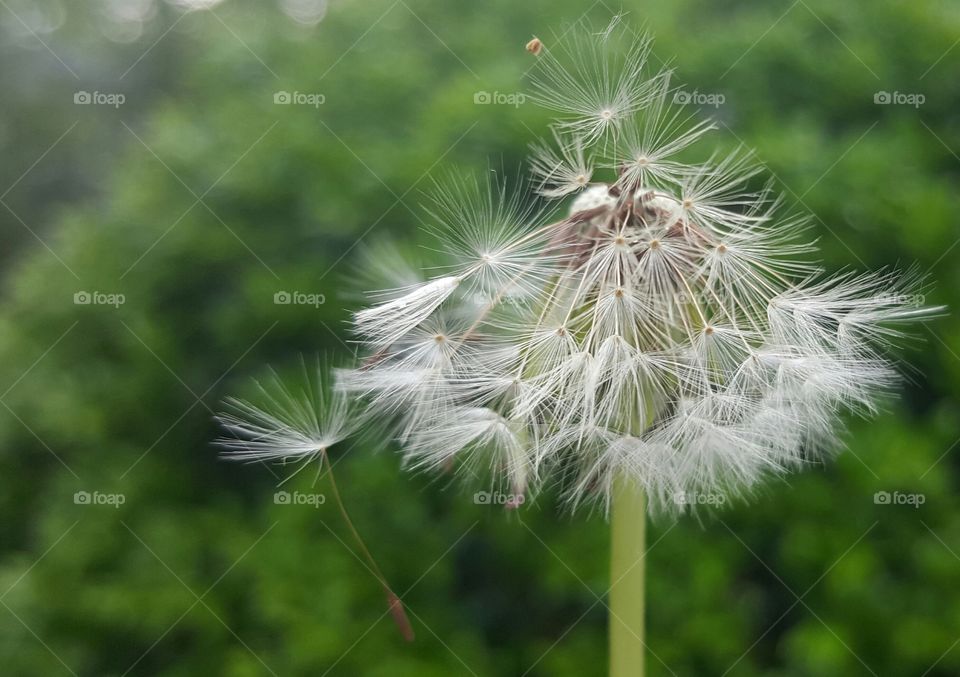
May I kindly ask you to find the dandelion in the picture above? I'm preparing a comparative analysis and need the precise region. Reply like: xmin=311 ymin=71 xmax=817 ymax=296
xmin=218 ymin=21 xmax=940 ymax=675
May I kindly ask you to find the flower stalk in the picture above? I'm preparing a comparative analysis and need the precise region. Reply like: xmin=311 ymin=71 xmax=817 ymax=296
xmin=609 ymin=478 xmax=646 ymax=677
xmin=323 ymin=452 xmax=415 ymax=642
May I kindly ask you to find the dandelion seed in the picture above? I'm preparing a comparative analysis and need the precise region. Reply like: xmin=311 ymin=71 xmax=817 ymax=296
xmin=529 ymin=21 xmax=657 ymax=143
xmin=354 ymin=276 xmax=461 ymax=347
xmin=530 ymin=129 xmax=594 ymax=198
xmin=609 ymin=74 xmax=717 ymax=189
xmin=216 ymin=363 xmax=357 ymax=465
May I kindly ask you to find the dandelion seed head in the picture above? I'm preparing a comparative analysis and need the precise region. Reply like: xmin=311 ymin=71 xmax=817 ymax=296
xmin=219 ymin=23 xmax=942 ymax=518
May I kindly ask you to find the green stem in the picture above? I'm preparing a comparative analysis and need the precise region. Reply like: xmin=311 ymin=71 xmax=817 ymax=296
xmin=321 ymin=452 xmax=415 ymax=642
xmin=609 ymin=477 xmax=646 ymax=677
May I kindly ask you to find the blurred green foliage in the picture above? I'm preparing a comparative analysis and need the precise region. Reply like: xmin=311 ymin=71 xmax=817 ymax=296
xmin=0 ymin=0 xmax=958 ymax=675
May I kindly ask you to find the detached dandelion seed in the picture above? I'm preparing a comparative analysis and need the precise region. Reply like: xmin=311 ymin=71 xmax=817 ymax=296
xmin=216 ymin=363 xmax=415 ymax=642
xmin=216 ymin=364 xmax=357 ymax=466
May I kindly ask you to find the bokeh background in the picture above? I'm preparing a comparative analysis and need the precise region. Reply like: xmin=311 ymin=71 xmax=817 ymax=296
xmin=0 ymin=0 xmax=958 ymax=675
